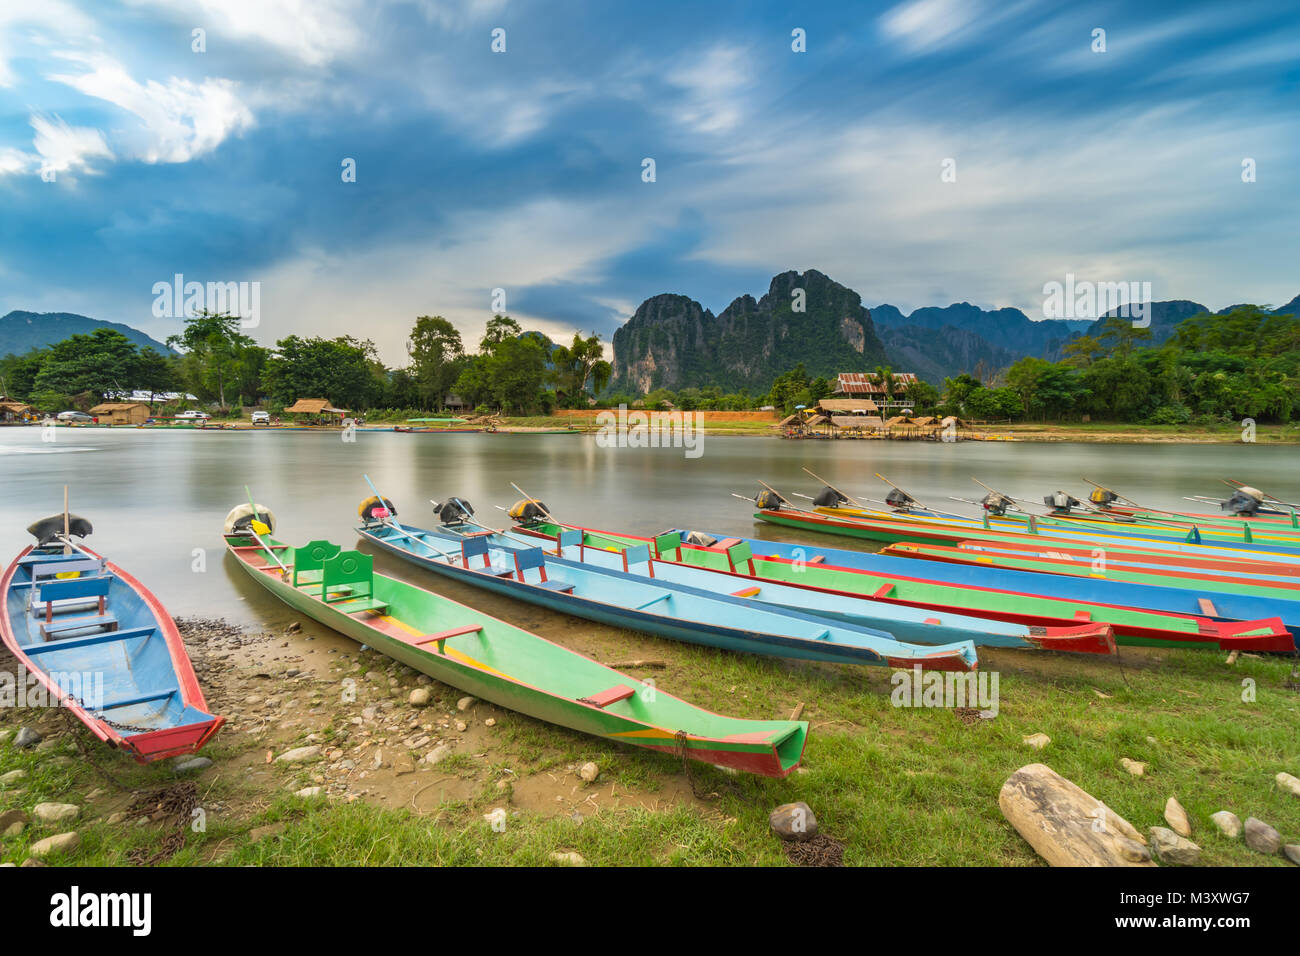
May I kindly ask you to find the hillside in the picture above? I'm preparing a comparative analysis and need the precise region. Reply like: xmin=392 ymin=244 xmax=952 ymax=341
xmin=611 ymin=270 xmax=888 ymax=392
xmin=0 ymin=311 xmax=174 ymax=357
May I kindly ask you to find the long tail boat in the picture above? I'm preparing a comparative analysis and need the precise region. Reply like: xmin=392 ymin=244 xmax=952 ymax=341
xmin=223 ymin=503 xmax=807 ymax=776
xmin=510 ymin=520 xmax=1294 ymax=652
xmin=355 ymin=501 xmax=982 ymax=669
xmin=1 ymin=513 xmax=223 ymax=762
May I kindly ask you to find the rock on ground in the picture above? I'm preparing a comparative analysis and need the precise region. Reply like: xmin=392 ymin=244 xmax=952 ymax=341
xmin=13 ymin=727 xmax=41 ymax=749
xmin=1022 ymin=733 xmax=1050 ymax=750
xmin=1164 ymin=797 xmax=1192 ymax=837
xmin=1210 ymin=811 xmax=1241 ymax=838
xmin=294 ymin=786 xmax=324 ymax=798
xmin=173 ymin=756 xmax=213 ymax=773
xmin=549 ymin=851 xmax=586 ymax=866
xmin=0 ymin=769 xmax=27 ymax=785
xmin=578 ymin=762 xmax=599 ymax=783
xmin=1149 ymin=827 xmax=1201 ymax=866
xmin=409 ymin=688 xmax=432 ymax=707
xmin=1120 ymin=758 xmax=1146 ymax=777
xmin=29 ymin=832 xmax=80 ymax=858
xmin=769 ymin=802 xmax=818 ymax=842
xmin=998 ymin=763 xmax=1154 ymax=867
xmin=1244 ymin=817 xmax=1281 ymax=855
xmin=1277 ymin=772 xmax=1300 ymax=798
xmin=274 ymin=745 xmax=322 ymax=764
xmin=32 ymin=803 xmax=79 ymax=824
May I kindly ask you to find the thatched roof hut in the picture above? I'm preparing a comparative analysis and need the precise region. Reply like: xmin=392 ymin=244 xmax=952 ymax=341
xmin=284 ymin=398 xmax=348 ymax=416
xmin=89 ymin=402 xmax=150 ymax=425
xmin=817 ymin=397 xmax=879 ymax=414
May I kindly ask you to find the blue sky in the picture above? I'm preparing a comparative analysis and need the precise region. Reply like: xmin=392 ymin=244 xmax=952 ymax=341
xmin=1 ymin=0 xmax=1297 ymax=362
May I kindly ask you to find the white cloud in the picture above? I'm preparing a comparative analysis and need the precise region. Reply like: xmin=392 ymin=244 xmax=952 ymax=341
xmin=879 ymin=0 xmax=984 ymax=54
xmin=666 ymin=45 xmax=752 ymax=134
xmin=49 ymin=53 xmax=254 ymax=163
xmin=0 ymin=1 xmax=95 ymax=87
xmin=0 ymin=147 xmax=33 ymax=175
xmin=29 ymin=114 xmax=114 ymax=175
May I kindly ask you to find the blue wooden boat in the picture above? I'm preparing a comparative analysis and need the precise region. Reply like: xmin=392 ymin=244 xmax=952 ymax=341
xmin=354 ymin=506 xmax=980 ymax=671
xmin=606 ymin=525 xmax=1300 ymax=643
xmin=0 ymin=516 xmax=223 ymax=762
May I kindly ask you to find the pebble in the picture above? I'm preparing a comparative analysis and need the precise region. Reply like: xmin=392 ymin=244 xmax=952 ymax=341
xmin=1120 ymin=758 xmax=1146 ymax=777
xmin=294 ymin=787 xmax=324 ymax=798
xmin=1149 ymin=827 xmax=1201 ymax=866
xmin=13 ymin=727 xmax=41 ymax=749
xmin=1210 ymin=811 xmax=1241 ymax=838
xmin=427 ymin=745 xmax=452 ymax=765
xmin=0 ymin=769 xmax=27 ymax=785
xmin=274 ymin=745 xmax=322 ymax=764
xmin=1284 ymin=845 xmax=1300 ymax=866
xmin=409 ymin=688 xmax=432 ymax=707
xmin=1022 ymin=732 xmax=1050 ymax=750
xmin=33 ymin=802 xmax=79 ymax=824
xmin=394 ymin=753 xmax=416 ymax=775
xmin=1277 ymin=772 xmax=1300 ymax=798
xmin=549 ymin=851 xmax=586 ymax=866
xmin=485 ymin=718 xmax=496 ymax=727
xmin=457 ymin=696 xmax=476 ymax=711
xmin=29 ymin=832 xmax=80 ymax=858
xmin=2 ymin=822 xmax=22 ymax=839
xmin=173 ymin=757 xmax=213 ymax=774
xmin=578 ymin=761 xmax=599 ymax=783
xmin=1244 ymin=817 xmax=1281 ymax=855
xmin=769 ymin=802 xmax=818 ymax=842
xmin=106 ymin=812 xmax=128 ymax=825
xmin=455 ymin=720 xmax=467 ymax=732
xmin=1164 ymin=797 xmax=1192 ymax=837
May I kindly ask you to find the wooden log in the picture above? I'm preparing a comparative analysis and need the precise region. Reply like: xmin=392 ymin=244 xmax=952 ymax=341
xmin=602 ymin=659 xmax=668 ymax=669
xmin=999 ymin=763 xmax=1154 ymax=866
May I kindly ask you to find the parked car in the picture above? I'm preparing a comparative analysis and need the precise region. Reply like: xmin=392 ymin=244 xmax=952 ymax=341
xmin=56 ymin=410 xmax=94 ymax=423
xmin=251 ymin=411 xmax=271 ymax=425
xmin=176 ymin=410 xmax=211 ymax=420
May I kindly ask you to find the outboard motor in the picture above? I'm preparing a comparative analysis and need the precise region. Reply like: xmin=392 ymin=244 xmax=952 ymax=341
xmin=358 ymin=495 xmax=397 ymax=523
xmin=1043 ymin=490 xmax=1081 ymax=512
xmin=1088 ymin=488 xmax=1119 ymax=507
xmin=885 ymin=487 xmax=918 ymax=511
xmin=979 ymin=492 xmax=1013 ymax=516
xmin=1221 ymin=486 xmax=1265 ymax=516
xmin=222 ymin=503 xmax=275 ymax=536
xmin=812 ymin=486 xmax=849 ymax=507
xmin=682 ymin=530 xmax=718 ymax=547
xmin=754 ymin=490 xmax=783 ymax=511
xmin=26 ymin=513 xmax=93 ymax=547
xmin=436 ymin=497 xmax=476 ymax=525
xmin=506 ymin=498 xmax=548 ymax=523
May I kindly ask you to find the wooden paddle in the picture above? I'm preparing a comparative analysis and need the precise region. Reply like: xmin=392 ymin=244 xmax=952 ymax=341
xmin=243 ymin=485 xmax=289 ymax=576
xmin=800 ymin=467 xmax=865 ymax=508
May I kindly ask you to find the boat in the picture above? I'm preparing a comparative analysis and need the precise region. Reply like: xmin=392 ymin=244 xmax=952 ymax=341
xmin=1 ymin=513 xmax=223 ymax=762
xmin=393 ymin=418 xmax=482 ymax=433
xmin=223 ymin=502 xmax=808 ymax=777
xmin=509 ymin=519 xmax=1295 ymax=652
xmin=355 ymin=497 xmax=984 ymax=668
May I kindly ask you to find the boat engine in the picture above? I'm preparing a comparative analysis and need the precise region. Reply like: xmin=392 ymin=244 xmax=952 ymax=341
xmin=1088 ymin=488 xmax=1119 ymax=507
xmin=754 ymin=490 xmax=783 ymax=511
xmin=26 ymin=513 xmax=93 ymax=547
xmin=1221 ymin=486 xmax=1265 ymax=515
xmin=222 ymin=503 xmax=276 ymax=536
xmin=681 ymin=530 xmax=718 ymax=547
xmin=812 ymin=486 xmax=849 ymax=507
xmin=358 ymin=495 xmax=397 ymax=523
xmin=435 ymin=497 xmax=476 ymax=525
xmin=885 ymin=487 xmax=918 ymax=511
xmin=505 ymin=498 xmax=547 ymax=523
xmin=1043 ymin=490 xmax=1081 ymax=512
xmin=979 ymin=492 xmax=1013 ymax=516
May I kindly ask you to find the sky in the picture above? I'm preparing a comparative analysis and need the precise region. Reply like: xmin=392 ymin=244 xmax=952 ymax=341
xmin=0 ymin=0 xmax=1297 ymax=363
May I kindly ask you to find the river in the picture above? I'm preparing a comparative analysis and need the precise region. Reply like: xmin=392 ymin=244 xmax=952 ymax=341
xmin=1 ymin=428 xmax=1295 ymax=627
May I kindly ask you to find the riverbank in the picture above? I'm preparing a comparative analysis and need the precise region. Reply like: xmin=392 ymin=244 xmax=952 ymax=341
xmin=2 ymin=610 xmax=1296 ymax=867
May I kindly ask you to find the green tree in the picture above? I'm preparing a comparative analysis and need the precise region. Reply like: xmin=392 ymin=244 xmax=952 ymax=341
xmin=549 ymin=333 xmax=612 ymax=407
xmin=166 ymin=310 xmax=260 ymax=406
xmin=407 ymin=315 xmax=464 ymax=409
xmin=263 ymin=335 xmax=379 ymax=410
xmin=32 ymin=328 xmax=141 ymax=399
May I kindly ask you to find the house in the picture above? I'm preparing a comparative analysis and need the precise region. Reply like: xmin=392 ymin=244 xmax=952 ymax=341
xmin=283 ymin=398 xmax=349 ymax=422
xmin=444 ymin=393 xmax=466 ymax=411
xmin=815 ymin=397 xmax=879 ymax=416
xmin=105 ymin=389 xmax=199 ymax=405
xmin=0 ymin=397 xmax=33 ymax=422
xmin=89 ymin=402 xmax=151 ymax=425
xmin=832 ymin=372 xmax=918 ymax=397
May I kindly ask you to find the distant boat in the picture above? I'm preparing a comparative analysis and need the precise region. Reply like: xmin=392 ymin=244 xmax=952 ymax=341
xmin=394 ymin=418 xmax=482 ymax=433
xmin=1 ymin=512 xmax=222 ymax=762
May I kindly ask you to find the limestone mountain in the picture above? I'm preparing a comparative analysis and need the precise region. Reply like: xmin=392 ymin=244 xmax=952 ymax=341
xmin=0 ymin=311 xmax=174 ymax=357
xmin=611 ymin=270 xmax=887 ymax=392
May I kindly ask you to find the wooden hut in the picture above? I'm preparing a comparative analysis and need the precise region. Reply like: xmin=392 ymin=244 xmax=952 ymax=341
xmin=283 ymin=398 xmax=349 ymax=423
xmin=0 ymin=397 xmax=33 ymax=423
xmin=89 ymin=402 xmax=150 ymax=425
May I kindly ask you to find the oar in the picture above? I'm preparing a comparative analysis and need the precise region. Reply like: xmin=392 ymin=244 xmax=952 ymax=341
xmin=1223 ymin=478 xmax=1300 ymax=510
xmin=243 ymin=485 xmax=289 ymax=577
xmin=873 ymin=472 xmax=927 ymax=511
xmin=359 ymin=475 xmax=465 ymax=565
xmin=62 ymin=486 xmax=70 ymax=556
xmin=509 ymin=482 xmax=563 ymax=527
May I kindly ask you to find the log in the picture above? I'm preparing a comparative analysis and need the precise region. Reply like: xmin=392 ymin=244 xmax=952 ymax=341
xmin=603 ymin=659 xmax=668 ymax=669
xmin=999 ymin=763 xmax=1154 ymax=866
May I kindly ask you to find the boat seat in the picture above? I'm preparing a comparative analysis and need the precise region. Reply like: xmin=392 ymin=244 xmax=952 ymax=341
xmin=27 ymin=625 xmax=154 ymax=654
xmin=30 ymin=558 xmax=104 ymax=582
xmin=579 ymin=684 xmax=636 ymax=708
xmin=42 ymin=613 xmax=118 ymax=638
xmin=726 ymin=542 xmax=755 ymax=575
xmin=461 ymin=533 xmax=498 ymax=571
xmin=534 ymin=579 xmax=576 ymax=593
xmin=33 ymin=577 xmax=112 ymax=633
xmin=410 ymin=624 xmax=483 ymax=654
xmin=556 ymin=528 xmax=583 ymax=559
xmin=731 ymin=586 xmax=761 ymax=598
xmin=1197 ymin=598 xmax=1218 ymax=617
xmin=321 ymin=551 xmax=388 ymax=614
xmin=712 ymin=538 xmax=742 ymax=551
xmin=293 ymin=540 xmax=342 ymax=588
xmin=514 ymin=547 xmax=570 ymax=588
xmin=634 ymin=591 xmax=673 ymax=611
xmin=620 ymin=543 xmax=654 ymax=577
xmin=653 ymin=532 xmax=682 ymax=559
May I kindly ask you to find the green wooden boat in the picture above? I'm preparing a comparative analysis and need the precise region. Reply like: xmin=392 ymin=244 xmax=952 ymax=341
xmin=222 ymin=505 xmax=807 ymax=777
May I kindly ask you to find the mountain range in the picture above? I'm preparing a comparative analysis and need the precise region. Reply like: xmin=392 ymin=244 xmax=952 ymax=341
xmin=0 ymin=311 xmax=174 ymax=357
xmin=611 ymin=271 xmax=1300 ymax=390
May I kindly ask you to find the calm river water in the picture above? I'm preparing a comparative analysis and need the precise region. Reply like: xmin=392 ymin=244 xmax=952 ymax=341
xmin=1 ymin=428 xmax=1295 ymax=628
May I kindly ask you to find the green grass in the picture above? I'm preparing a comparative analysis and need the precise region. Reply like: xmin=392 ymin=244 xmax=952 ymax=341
xmin=1 ymin=642 xmax=1296 ymax=866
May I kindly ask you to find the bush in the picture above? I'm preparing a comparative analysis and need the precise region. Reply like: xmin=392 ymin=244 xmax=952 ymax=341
xmin=1147 ymin=404 xmax=1191 ymax=425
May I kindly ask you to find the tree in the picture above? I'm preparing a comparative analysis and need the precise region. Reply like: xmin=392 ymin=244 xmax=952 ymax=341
xmin=484 ymin=335 xmax=547 ymax=413
xmin=32 ymin=329 xmax=141 ymax=399
xmin=263 ymin=335 xmax=378 ymax=410
xmin=549 ymin=333 xmax=612 ymax=407
xmin=166 ymin=310 xmax=261 ymax=406
xmin=480 ymin=315 xmax=522 ymax=353
xmin=407 ymin=315 xmax=464 ymax=408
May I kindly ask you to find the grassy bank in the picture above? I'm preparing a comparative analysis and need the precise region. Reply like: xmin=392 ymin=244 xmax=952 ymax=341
xmin=2 ymin=624 xmax=1296 ymax=866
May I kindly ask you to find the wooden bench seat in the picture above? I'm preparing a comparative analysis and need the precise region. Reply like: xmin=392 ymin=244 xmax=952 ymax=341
xmin=579 ymin=685 xmax=636 ymax=708
xmin=41 ymin=613 xmax=118 ymax=638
